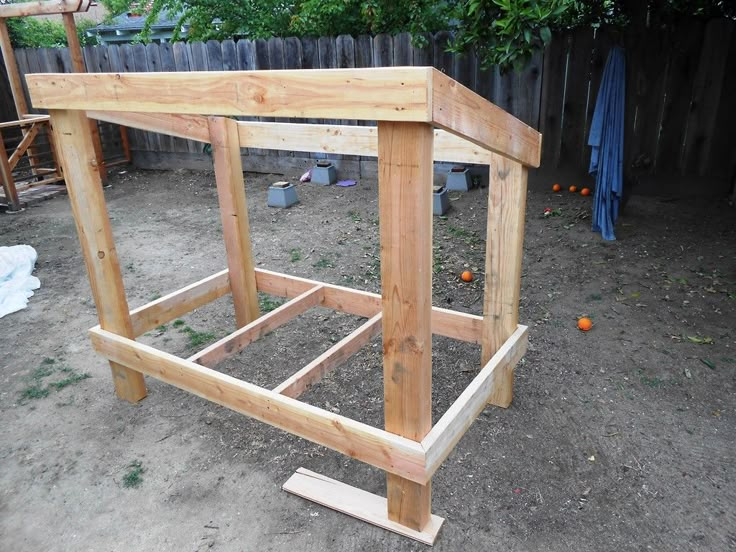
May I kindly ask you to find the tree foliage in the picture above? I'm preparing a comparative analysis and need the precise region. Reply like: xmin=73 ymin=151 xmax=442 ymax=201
xmin=7 ymin=17 xmax=99 ymax=48
xmin=96 ymin=0 xmax=735 ymax=70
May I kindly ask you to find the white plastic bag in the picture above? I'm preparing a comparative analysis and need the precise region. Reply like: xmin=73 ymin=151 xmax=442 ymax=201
xmin=0 ymin=245 xmax=41 ymax=318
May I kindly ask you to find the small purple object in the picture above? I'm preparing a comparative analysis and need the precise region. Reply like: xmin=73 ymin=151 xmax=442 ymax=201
xmin=336 ymin=180 xmax=357 ymax=187
xmin=299 ymin=169 xmax=312 ymax=183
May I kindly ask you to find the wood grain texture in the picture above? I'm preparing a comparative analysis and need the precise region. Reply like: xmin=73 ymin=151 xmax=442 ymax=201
xmin=431 ymin=68 xmax=542 ymax=167
xmin=423 ymin=325 xmax=528 ymax=477
xmin=89 ymin=327 xmax=428 ymax=483
xmin=129 ymin=270 xmax=231 ymax=337
xmin=49 ymin=108 xmax=146 ymax=402
xmin=482 ymin=154 xmax=528 ymax=408
xmin=0 ymin=18 xmax=28 ymax=116
xmin=27 ymin=68 xmax=432 ymax=122
xmin=274 ymin=312 xmax=383 ymax=399
xmin=87 ymin=111 xmax=210 ymax=143
xmin=0 ymin=0 xmax=90 ymax=18
xmin=378 ymin=121 xmax=434 ymax=530
xmin=0 ymin=128 xmax=21 ymax=210
xmin=189 ymin=286 xmax=323 ymax=368
xmin=209 ymin=116 xmax=260 ymax=328
xmin=283 ymin=468 xmax=444 ymax=545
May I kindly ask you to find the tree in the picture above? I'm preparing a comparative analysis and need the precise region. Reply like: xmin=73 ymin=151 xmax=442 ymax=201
xmin=7 ymin=17 xmax=99 ymax=48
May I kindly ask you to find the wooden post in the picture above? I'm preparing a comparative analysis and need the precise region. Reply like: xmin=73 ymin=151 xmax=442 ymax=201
xmin=378 ymin=121 xmax=434 ymax=530
xmin=0 ymin=18 xmax=28 ymax=117
xmin=0 ymin=127 xmax=21 ymax=211
xmin=49 ymin=108 xmax=146 ymax=402
xmin=62 ymin=12 xmax=108 ymax=183
xmin=208 ymin=116 xmax=260 ymax=328
xmin=481 ymin=153 xmax=528 ymax=408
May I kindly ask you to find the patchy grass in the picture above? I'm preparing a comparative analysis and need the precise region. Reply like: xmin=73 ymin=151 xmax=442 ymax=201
xmin=156 ymin=324 xmax=168 ymax=333
xmin=180 ymin=326 xmax=217 ymax=349
xmin=122 ymin=460 xmax=144 ymax=488
xmin=289 ymin=248 xmax=302 ymax=262
xmin=172 ymin=319 xmax=186 ymax=328
xmin=313 ymin=256 xmax=335 ymax=270
xmin=446 ymin=224 xmax=482 ymax=247
xmin=259 ymin=293 xmax=284 ymax=313
xmin=348 ymin=210 xmax=362 ymax=223
xmin=20 ymin=358 xmax=91 ymax=401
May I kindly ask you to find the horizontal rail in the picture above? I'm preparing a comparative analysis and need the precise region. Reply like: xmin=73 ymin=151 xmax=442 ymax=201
xmin=274 ymin=312 xmax=383 ymax=398
xmin=0 ymin=0 xmax=91 ymax=18
xmin=422 ymin=325 xmax=528 ymax=477
xmin=0 ymin=115 xmax=49 ymax=129
xmin=189 ymin=285 xmax=324 ymax=367
xmin=89 ymin=326 xmax=428 ymax=483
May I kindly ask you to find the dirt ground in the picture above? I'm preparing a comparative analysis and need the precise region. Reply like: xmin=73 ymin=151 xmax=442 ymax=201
xmin=1 ymin=166 xmax=734 ymax=552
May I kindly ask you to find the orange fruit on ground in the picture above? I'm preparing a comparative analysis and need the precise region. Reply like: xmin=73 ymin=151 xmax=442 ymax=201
xmin=552 ymin=183 xmax=561 ymax=192
xmin=461 ymin=270 xmax=474 ymax=282
xmin=577 ymin=317 xmax=593 ymax=331
xmin=569 ymin=185 xmax=578 ymax=193
xmin=581 ymin=188 xmax=591 ymax=196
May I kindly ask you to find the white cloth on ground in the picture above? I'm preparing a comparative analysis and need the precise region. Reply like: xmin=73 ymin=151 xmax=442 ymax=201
xmin=0 ymin=245 xmax=41 ymax=319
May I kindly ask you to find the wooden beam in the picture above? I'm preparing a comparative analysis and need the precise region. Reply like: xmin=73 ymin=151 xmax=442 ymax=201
xmin=0 ymin=128 xmax=21 ymax=211
xmin=129 ymin=269 xmax=231 ymax=337
xmin=7 ymin=122 xmax=40 ymax=170
xmin=422 ymin=325 xmax=528 ymax=478
xmin=89 ymin=327 xmax=428 ymax=484
xmin=237 ymin=121 xmax=491 ymax=164
xmin=378 ymin=121 xmax=434 ymax=530
xmin=254 ymin=268 xmax=483 ymax=343
xmin=0 ymin=115 xmax=49 ymax=129
xmin=0 ymin=1 xmax=91 ymax=18
xmin=430 ymin=68 xmax=542 ymax=168
xmin=0 ymin=18 xmax=28 ymax=117
xmin=87 ymin=111 xmax=210 ymax=143
xmin=189 ymin=286 xmax=324 ymax=368
xmin=26 ymin=68 xmax=433 ymax=121
xmin=62 ymin=12 xmax=107 ymax=183
xmin=49 ymin=109 xmax=146 ymax=402
xmin=283 ymin=468 xmax=444 ymax=545
xmin=209 ymin=116 xmax=260 ymax=328
xmin=482 ymin=154 xmax=528 ymax=408
xmin=274 ymin=312 xmax=383 ymax=399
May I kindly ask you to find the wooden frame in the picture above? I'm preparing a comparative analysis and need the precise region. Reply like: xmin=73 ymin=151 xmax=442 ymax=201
xmin=0 ymin=1 xmax=123 ymax=210
xmin=29 ymin=67 xmax=540 ymax=545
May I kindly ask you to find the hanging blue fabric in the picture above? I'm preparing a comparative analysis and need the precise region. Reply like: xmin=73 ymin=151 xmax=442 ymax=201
xmin=588 ymin=46 xmax=625 ymax=241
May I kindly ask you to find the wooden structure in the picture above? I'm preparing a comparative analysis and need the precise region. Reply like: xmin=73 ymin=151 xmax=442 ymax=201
xmin=0 ymin=0 xmax=127 ymax=211
xmin=27 ymin=67 xmax=540 ymax=544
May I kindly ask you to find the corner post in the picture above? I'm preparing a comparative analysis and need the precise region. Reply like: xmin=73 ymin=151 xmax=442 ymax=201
xmin=378 ymin=121 xmax=434 ymax=530
xmin=208 ymin=116 xmax=260 ymax=328
xmin=49 ymin=108 xmax=146 ymax=402
xmin=482 ymin=153 xmax=528 ymax=407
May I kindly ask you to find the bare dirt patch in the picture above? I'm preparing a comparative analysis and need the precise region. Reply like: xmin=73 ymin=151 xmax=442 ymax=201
xmin=1 ymin=167 xmax=734 ymax=551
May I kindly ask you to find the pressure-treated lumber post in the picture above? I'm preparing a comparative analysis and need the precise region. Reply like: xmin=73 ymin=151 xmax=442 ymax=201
xmin=482 ymin=152 xmax=528 ymax=408
xmin=378 ymin=121 xmax=434 ymax=530
xmin=0 ymin=18 xmax=28 ymax=117
xmin=62 ymin=12 xmax=107 ymax=183
xmin=0 ymin=127 xmax=21 ymax=211
xmin=49 ymin=108 xmax=146 ymax=402
xmin=208 ymin=116 xmax=260 ymax=328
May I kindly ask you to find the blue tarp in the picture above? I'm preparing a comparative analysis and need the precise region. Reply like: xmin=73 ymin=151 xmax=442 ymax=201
xmin=588 ymin=46 xmax=625 ymax=241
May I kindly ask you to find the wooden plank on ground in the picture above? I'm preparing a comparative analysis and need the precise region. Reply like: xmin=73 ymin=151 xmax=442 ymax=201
xmin=283 ymin=468 xmax=444 ymax=545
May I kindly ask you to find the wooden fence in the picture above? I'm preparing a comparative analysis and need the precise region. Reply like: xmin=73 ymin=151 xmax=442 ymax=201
xmin=2 ymin=23 xmax=735 ymax=189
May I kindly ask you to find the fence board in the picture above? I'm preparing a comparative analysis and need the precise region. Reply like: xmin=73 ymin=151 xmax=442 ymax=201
xmin=707 ymin=25 xmax=736 ymax=181
xmin=393 ymin=32 xmax=411 ymax=66
xmin=373 ymin=33 xmax=392 ymax=67
xmin=559 ymin=30 xmax=593 ymax=167
xmin=172 ymin=41 xmax=199 ymax=153
xmin=221 ymin=39 xmax=237 ymax=71
xmin=682 ymin=19 xmax=733 ymax=176
xmin=432 ymin=31 xmax=452 ymax=75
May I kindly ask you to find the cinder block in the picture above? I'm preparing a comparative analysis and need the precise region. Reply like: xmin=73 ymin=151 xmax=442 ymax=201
xmin=267 ymin=181 xmax=299 ymax=208
xmin=312 ymin=160 xmax=337 ymax=185
xmin=433 ymin=185 xmax=449 ymax=216
xmin=445 ymin=167 xmax=472 ymax=192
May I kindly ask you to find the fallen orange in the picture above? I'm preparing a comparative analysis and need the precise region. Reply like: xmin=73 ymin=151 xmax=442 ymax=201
xmin=577 ymin=317 xmax=593 ymax=331
xmin=461 ymin=270 xmax=474 ymax=282
xmin=552 ymin=183 xmax=561 ymax=192
xmin=569 ymin=185 xmax=578 ymax=193
xmin=581 ymin=187 xmax=591 ymax=196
